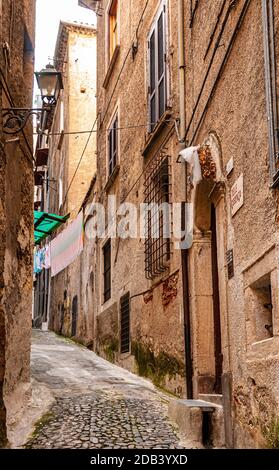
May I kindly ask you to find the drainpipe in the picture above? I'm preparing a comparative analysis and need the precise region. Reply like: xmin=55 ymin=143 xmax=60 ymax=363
xmin=178 ymin=0 xmax=186 ymax=143
xmin=262 ymin=0 xmax=279 ymax=184
xmin=178 ymin=0 xmax=193 ymax=399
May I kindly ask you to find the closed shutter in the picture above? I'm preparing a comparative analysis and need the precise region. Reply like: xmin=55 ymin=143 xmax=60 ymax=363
xmin=148 ymin=3 xmax=166 ymax=132
xmin=108 ymin=114 xmax=118 ymax=176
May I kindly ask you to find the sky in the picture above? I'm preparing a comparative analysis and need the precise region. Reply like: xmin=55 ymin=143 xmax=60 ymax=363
xmin=35 ymin=0 xmax=96 ymax=71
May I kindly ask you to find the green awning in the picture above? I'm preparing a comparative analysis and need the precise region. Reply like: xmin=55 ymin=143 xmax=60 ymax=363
xmin=34 ymin=211 xmax=69 ymax=245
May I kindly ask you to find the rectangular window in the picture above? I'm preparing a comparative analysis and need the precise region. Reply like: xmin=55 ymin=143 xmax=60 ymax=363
xmin=120 ymin=292 xmax=130 ymax=353
xmin=144 ymin=153 xmax=172 ymax=279
xmin=108 ymin=113 xmax=118 ymax=176
xmin=148 ymin=3 xmax=167 ymax=132
xmin=103 ymin=239 xmax=111 ymax=303
xmin=109 ymin=0 xmax=118 ymax=61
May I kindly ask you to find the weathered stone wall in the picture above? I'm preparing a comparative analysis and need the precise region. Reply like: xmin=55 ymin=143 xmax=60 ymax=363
xmin=0 ymin=0 xmax=35 ymax=447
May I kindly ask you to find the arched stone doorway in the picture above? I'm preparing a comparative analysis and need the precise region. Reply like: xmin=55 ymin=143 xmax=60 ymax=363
xmin=189 ymin=133 xmax=228 ymax=398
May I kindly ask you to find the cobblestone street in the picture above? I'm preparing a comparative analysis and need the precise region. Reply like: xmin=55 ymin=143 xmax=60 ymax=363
xmin=26 ymin=331 xmax=185 ymax=449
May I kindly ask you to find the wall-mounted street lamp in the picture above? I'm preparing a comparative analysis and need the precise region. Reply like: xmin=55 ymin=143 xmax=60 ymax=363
xmin=35 ymin=64 xmax=63 ymax=106
xmin=2 ymin=64 xmax=63 ymax=135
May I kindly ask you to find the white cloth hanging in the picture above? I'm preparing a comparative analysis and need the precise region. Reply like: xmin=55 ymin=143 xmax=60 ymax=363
xmin=179 ymin=146 xmax=202 ymax=186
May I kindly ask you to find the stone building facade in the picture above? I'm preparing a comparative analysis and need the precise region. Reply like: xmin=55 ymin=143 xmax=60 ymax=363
xmin=47 ymin=22 xmax=97 ymax=345
xmin=0 ymin=0 xmax=35 ymax=447
xmin=77 ymin=0 xmax=279 ymax=448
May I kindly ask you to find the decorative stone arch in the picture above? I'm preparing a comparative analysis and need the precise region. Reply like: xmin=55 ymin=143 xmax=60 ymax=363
xmin=193 ymin=131 xmax=225 ymax=231
xmin=188 ymin=132 xmax=229 ymax=399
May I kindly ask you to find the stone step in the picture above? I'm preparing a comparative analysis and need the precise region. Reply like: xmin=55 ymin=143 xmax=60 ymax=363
xmin=168 ymin=398 xmax=225 ymax=448
xmin=178 ymin=399 xmax=222 ymax=411
xmin=198 ymin=394 xmax=223 ymax=406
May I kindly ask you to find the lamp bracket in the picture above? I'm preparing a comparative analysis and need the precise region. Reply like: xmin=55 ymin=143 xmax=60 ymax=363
xmin=2 ymin=107 xmax=50 ymax=135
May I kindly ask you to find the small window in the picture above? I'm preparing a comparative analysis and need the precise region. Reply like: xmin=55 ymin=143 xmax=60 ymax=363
xmin=109 ymin=0 xmax=118 ymax=61
xmin=250 ymin=274 xmax=273 ymax=342
xmin=103 ymin=239 xmax=111 ymax=303
xmin=148 ymin=3 xmax=167 ymax=132
xmin=108 ymin=113 xmax=118 ymax=177
xmin=120 ymin=293 xmax=130 ymax=353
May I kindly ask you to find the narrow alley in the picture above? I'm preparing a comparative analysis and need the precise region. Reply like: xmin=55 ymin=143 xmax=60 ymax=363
xmin=2 ymin=0 xmax=279 ymax=457
xmin=25 ymin=331 xmax=186 ymax=450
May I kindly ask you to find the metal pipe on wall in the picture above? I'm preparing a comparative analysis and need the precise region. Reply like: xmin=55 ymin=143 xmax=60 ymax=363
xmin=178 ymin=0 xmax=186 ymax=142
xmin=262 ymin=0 xmax=279 ymax=186
xmin=178 ymin=0 xmax=193 ymax=399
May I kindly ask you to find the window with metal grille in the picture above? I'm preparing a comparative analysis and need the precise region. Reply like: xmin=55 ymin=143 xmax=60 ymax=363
xmin=108 ymin=113 xmax=118 ymax=176
xmin=148 ymin=2 xmax=167 ymax=132
xmin=120 ymin=292 xmax=130 ymax=354
xmin=144 ymin=152 xmax=172 ymax=279
xmin=103 ymin=239 xmax=111 ymax=303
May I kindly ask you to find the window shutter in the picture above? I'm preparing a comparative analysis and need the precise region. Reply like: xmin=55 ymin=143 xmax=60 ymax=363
xmin=148 ymin=2 xmax=167 ymax=132
xmin=108 ymin=128 xmax=113 ymax=176
xmin=113 ymin=115 xmax=118 ymax=169
xmin=157 ymin=11 xmax=166 ymax=120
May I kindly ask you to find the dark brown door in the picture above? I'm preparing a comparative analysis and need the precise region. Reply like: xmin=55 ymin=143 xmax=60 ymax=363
xmin=211 ymin=204 xmax=223 ymax=393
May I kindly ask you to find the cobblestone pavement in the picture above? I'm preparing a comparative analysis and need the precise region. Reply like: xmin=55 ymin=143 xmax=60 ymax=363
xmin=26 ymin=331 xmax=186 ymax=449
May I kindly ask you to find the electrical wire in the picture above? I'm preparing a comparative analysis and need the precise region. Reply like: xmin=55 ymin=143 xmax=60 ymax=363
xmin=97 ymin=123 xmax=175 ymax=239
xmin=62 ymin=113 xmax=99 ymax=205
xmin=33 ymin=120 xmax=174 ymax=136
xmin=100 ymin=0 xmax=150 ymax=127
xmin=0 ymin=66 xmax=35 ymax=164
xmin=38 ymin=0 xmax=151 ymax=205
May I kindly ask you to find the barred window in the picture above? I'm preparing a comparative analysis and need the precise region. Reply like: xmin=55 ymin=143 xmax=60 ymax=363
xmin=144 ymin=152 xmax=172 ymax=279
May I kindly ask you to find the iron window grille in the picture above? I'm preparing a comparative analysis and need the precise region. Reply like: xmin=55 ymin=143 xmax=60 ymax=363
xmin=147 ymin=2 xmax=167 ymax=133
xmin=120 ymin=292 xmax=130 ymax=354
xmin=108 ymin=113 xmax=118 ymax=177
xmin=144 ymin=151 xmax=172 ymax=280
xmin=103 ymin=239 xmax=111 ymax=303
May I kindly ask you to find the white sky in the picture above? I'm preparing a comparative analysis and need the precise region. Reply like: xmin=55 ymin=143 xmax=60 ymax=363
xmin=35 ymin=0 xmax=96 ymax=71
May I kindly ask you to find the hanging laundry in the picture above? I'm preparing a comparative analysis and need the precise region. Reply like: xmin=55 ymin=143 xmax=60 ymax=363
xmin=50 ymin=211 xmax=84 ymax=277
xmin=179 ymin=146 xmax=202 ymax=187
xmin=34 ymin=247 xmax=44 ymax=274
xmin=43 ymin=244 xmax=51 ymax=270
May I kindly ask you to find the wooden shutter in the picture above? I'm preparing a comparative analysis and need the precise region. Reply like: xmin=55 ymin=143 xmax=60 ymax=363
xmin=108 ymin=114 xmax=118 ymax=176
xmin=148 ymin=3 xmax=166 ymax=132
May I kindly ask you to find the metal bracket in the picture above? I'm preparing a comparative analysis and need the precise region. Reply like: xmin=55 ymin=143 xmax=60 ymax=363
xmin=2 ymin=107 xmax=50 ymax=135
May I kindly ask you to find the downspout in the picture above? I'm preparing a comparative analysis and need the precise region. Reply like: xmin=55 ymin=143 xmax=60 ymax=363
xmin=178 ymin=0 xmax=186 ymax=142
xmin=262 ymin=0 xmax=279 ymax=186
xmin=178 ymin=0 xmax=193 ymax=399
